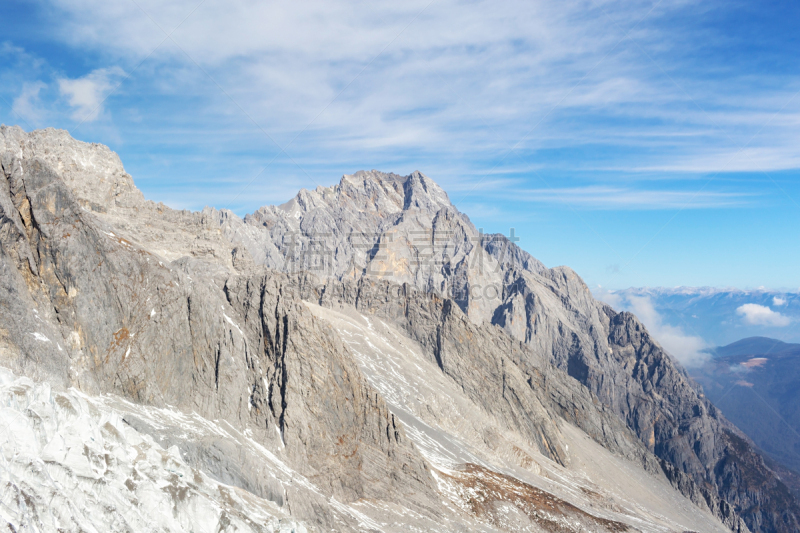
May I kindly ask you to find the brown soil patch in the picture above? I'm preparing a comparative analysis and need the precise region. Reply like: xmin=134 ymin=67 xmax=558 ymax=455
xmin=439 ymin=463 xmax=629 ymax=532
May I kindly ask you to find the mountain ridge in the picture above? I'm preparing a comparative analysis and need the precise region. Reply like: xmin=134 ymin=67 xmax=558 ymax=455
xmin=711 ymin=336 xmax=798 ymax=357
xmin=1 ymin=125 xmax=796 ymax=532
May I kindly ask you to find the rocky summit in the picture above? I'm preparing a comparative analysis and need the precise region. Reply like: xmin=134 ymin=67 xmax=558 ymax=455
xmin=1 ymin=125 xmax=798 ymax=532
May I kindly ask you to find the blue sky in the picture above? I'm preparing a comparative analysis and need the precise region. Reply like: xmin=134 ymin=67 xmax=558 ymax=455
xmin=1 ymin=0 xmax=799 ymax=290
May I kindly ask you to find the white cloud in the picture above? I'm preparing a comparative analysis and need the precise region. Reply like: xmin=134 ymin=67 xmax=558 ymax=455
xmin=513 ymin=186 xmax=752 ymax=210
xmin=595 ymin=290 xmax=709 ymax=367
xmin=595 ymin=287 xmax=624 ymax=309
xmin=11 ymin=82 xmax=47 ymax=125
xmin=773 ymin=296 xmax=787 ymax=306
xmin=736 ymin=303 xmax=791 ymax=327
xmin=39 ymin=0 xmax=793 ymax=166
xmin=632 ymin=145 xmax=800 ymax=174
xmin=58 ymin=67 xmax=125 ymax=122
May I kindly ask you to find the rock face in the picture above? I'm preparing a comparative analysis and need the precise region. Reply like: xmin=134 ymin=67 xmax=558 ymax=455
xmin=0 ymin=127 xmax=439 ymax=530
xmin=0 ymin=125 xmax=796 ymax=532
xmin=296 ymin=275 xmax=654 ymax=468
xmin=213 ymin=159 xmax=794 ymax=532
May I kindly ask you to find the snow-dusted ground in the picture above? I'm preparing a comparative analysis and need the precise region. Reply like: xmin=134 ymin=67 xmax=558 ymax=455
xmin=306 ymin=302 xmax=733 ymax=533
xmin=0 ymin=367 xmax=310 ymax=532
xmin=0 ymin=369 xmax=491 ymax=533
xmin=1 ymin=365 xmax=446 ymax=533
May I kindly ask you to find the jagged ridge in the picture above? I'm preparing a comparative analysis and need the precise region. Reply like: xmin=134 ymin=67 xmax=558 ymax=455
xmin=2 ymin=125 xmax=798 ymax=532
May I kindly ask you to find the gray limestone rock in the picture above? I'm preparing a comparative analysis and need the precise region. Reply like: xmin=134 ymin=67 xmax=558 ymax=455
xmin=0 ymin=139 xmax=441 ymax=530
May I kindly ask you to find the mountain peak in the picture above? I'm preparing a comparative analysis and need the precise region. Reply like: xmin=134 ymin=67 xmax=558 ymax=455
xmin=272 ymin=169 xmax=451 ymax=220
xmin=402 ymin=170 xmax=451 ymax=211
xmin=0 ymin=125 xmax=143 ymax=211
xmin=341 ymin=169 xmax=405 ymax=186
xmin=714 ymin=336 xmax=796 ymax=357
xmin=338 ymin=169 xmax=451 ymax=212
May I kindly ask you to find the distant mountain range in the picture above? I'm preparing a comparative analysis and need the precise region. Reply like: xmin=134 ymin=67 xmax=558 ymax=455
xmin=598 ymin=287 xmax=800 ymax=347
xmin=690 ymin=337 xmax=800 ymax=498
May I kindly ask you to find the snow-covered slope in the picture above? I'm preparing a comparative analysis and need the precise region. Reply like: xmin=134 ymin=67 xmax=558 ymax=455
xmin=0 ymin=367 xmax=311 ymax=532
xmin=0 ymin=366 xmax=465 ymax=533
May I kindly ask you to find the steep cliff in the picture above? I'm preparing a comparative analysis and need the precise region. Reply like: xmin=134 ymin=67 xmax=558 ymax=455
xmin=0 ymin=129 xmax=440 ymax=531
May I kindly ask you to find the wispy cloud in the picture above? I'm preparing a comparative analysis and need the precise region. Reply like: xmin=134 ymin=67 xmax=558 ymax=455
xmin=57 ymin=67 xmax=125 ymax=122
xmin=633 ymin=145 xmax=800 ymax=174
xmin=736 ymin=303 xmax=791 ymax=327
xmin=510 ymin=186 xmax=753 ymax=210
xmin=11 ymin=81 xmax=46 ymax=125
xmin=38 ymin=0 xmax=785 ymax=158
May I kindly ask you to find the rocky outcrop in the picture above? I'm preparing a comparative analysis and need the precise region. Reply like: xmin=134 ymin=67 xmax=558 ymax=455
xmin=295 ymin=275 xmax=657 ymax=468
xmin=222 ymin=271 xmax=435 ymax=507
xmin=0 ymin=139 xmax=440 ymax=530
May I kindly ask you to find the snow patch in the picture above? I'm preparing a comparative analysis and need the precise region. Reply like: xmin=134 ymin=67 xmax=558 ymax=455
xmin=0 ymin=367 xmax=310 ymax=533
xmin=30 ymin=332 xmax=50 ymax=342
xmin=223 ymin=312 xmax=243 ymax=336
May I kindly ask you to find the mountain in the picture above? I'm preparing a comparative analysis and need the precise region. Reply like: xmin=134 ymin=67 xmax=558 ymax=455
xmin=0 ymin=125 xmax=797 ymax=532
xmin=690 ymin=337 xmax=800 ymax=497
xmin=603 ymin=287 xmax=800 ymax=347
xmin=711 ymin=337 xmax=796 ymax=358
